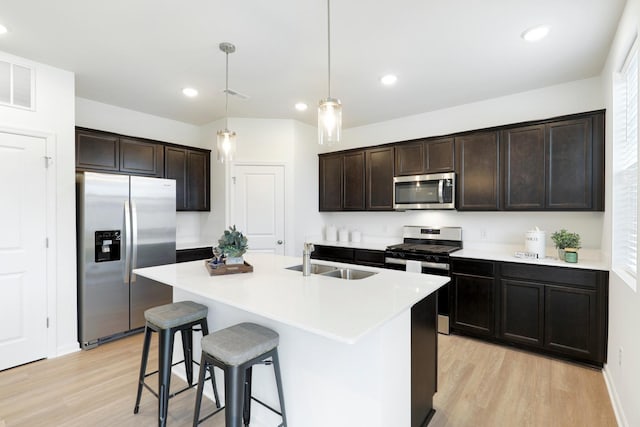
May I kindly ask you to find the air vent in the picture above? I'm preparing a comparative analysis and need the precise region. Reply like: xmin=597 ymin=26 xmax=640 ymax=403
xmin=0 ymin=60 xmax=34 ymax=110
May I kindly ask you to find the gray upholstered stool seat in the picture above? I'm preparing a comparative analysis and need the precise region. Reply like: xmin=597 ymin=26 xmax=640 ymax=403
xmin=201 ymin=322 xmax=279 ymax=366
xmin=193 ymin=322 xmax=287 ymax=427
xmin=144 ymin=300 xmax=208 ymax=329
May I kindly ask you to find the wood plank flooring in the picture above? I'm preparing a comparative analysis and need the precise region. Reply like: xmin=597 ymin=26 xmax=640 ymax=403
xmin=0 ymin=333 xmax=617 ymax=426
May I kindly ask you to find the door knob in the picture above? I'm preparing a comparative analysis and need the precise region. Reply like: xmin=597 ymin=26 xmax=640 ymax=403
xmin=277 ymin=240 xmax=283 ymax=245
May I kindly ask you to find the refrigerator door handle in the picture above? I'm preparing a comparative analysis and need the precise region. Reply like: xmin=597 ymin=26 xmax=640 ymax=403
xmin=131 ymin=200 xmax=138 ymax=282
xmin=124 ymin=200 xmax=131 ymax=285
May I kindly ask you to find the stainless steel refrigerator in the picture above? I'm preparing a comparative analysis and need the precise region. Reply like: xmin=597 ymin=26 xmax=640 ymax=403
xmin=76 ymin=171 xmax=176 ymax=349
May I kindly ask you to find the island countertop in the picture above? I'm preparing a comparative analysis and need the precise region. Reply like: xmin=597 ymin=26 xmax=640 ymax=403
xmin=133 ymin=253 xmax=448 ymax=344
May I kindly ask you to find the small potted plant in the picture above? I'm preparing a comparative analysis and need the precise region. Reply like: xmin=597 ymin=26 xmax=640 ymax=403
xmin=217 ymin=225 xmax=249 ymax=265
xmin=551 ymin=229 xmax=581 ymax=260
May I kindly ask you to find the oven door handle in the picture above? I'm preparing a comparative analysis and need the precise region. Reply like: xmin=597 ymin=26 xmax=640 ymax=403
xmin=385 ymin=257 xmax=450 ymax=271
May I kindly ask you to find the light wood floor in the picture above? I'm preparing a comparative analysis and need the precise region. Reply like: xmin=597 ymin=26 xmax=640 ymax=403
xmin=0 ymin=333 xmax=617 ymax=427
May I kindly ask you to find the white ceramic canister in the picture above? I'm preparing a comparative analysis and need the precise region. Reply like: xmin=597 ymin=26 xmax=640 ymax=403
xmin=325 ymin=225 xmax=337 ymax=241
xmin=525 ymin=227 xmax=546 ymax=259
xmin=351 ymin=230 xmax=362 ymax=243
xmin=338 ymin=228 xmax=349 ymax=242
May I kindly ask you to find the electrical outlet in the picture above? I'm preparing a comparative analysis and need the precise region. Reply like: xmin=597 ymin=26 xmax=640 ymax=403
xmin=619 ymin=347 xmax=623 ymax=366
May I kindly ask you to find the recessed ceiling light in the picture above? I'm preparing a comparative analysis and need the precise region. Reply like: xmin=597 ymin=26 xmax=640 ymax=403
xmin=295 ymin=102 xmax=308 ymax=111
xmin=521 ymin=25 xmax=550 ymax=42
xmin=182 ymin=87 xmax=198 ymax=97
xmin=380 ymin=74 xmax=398 ymax=86
xmin=0 ymin=24 xmax=8 ymax=35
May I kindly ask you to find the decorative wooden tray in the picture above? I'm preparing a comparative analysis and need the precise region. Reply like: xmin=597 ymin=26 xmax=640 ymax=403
xmin=204 ymin=259 xmax=254 ymax=276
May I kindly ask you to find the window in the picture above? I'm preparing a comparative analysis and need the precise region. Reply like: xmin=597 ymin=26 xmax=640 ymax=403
xmin=613 ymin=41 xmax=638 ymax=291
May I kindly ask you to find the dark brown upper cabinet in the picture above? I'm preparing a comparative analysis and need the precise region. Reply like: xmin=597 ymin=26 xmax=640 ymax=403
xmin=394 ymin=137 xmax=454 ymax=176
xmin=501 ymin=125 xmax=546 ymax=210
xmin=546 ymin=114 xmax=604 ymax=210
xmin=164 ymin=146 xmax=210 ymax=211
xmin=456 ymin=131 xmax=500 ymax=210
xmin=76 ymin=129 xmax=120 ymax=172
xmin=366 ymin=147 xmax=394 ymax=210
xmin=76 ymin=127 xmax=211 ymax=212
xmin=343 ymin=151 xmax=366 ymax=210
xmin=119 ymin=137 xmax=164 ymax=177
xmin=76 ymin=128 xmax=163 ymax=177
xmin=319 ymin=153 xmax=344 ymax=211
xmin=319 ymin=146 xmax=394 ymax=212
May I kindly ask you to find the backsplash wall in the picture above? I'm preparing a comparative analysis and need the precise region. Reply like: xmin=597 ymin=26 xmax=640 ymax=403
xmin=320 ymin=211 xmax=604 ymax=250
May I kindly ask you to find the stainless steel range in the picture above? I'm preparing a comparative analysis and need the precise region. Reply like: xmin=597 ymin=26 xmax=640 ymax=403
xmin=384 ymin=226 xmax=463 ymax=334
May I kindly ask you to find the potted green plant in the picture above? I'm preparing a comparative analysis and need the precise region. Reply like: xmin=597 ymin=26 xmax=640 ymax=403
xmin=551 ymin=229 xmax=581 ymax=259
xmin=217 ymin=225 xmax=248 ymax=264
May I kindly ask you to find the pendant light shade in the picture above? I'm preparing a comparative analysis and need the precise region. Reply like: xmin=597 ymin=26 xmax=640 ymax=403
xmin=216 ymin=128 xmax=236 ymax=162
xmin=217 ymin=42 xmax=237 ymax=163
xmin=318 ymin=97 xmax=341 ymax=145
xmin=318 ymin=0 xmax=341 ymax=146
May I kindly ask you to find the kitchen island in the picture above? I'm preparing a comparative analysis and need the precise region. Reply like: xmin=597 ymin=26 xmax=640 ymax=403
xmin=133 ymin=253 xmax=449 ymax=427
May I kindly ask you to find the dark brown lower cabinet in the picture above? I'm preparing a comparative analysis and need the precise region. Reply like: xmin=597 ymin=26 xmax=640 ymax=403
xmin=450 ymin=259 xmax=496 ymax=337
xmin=452 ymin=259 xmax=608 ymax=367
xmin=310 ymin=245 xmax=385 ymax=267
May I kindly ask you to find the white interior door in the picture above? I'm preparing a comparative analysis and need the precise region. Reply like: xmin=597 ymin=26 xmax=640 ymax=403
xmin=0 ymin=131 xmax=48 ymax=371
xmin=231 ymin=165 xmax=285 ymax=254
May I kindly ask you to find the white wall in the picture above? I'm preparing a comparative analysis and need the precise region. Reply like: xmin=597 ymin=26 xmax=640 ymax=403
xmin=75 ymin=97 xmax=210 ymax=245
xmin=0 ymin=51 xmax=76 ymax=356
xmin=314 ymin=78 xmax=606 ymax=251
xmin=600 ymin=0 xmax=640 ymax=425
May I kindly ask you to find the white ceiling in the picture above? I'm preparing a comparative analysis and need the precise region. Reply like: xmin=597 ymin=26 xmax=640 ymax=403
xmin=0 ymin=0 xmax=626 ymax=128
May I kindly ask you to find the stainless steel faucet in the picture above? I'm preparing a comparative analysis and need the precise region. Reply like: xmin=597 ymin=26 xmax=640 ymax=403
xmin=302 ymin=243 xmax=315 ymax=276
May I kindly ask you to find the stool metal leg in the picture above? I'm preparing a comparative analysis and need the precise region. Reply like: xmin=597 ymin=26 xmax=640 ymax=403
xmin=158 ymin=327 xmax=175 ymax=427
xmin=181 ymin=327 xmax=194 ymax=386
xmin=225 ymin=365 xmax=246 ymax=427
xmin=243 ymin=366 xmax=253 ymax=426
xmin=272 ymin=350 xmax=288 ymax=427
xmin=192 ymin=353 xmax=208 ymax=427
xmin=134 ymin=325 xmax=153 ymax=414
xmin=200 ymin=319 xmax=220 ymax=408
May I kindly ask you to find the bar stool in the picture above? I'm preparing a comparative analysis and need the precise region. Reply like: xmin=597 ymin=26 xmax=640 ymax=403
xmin=133 ymin=301 xmax=220 ymax=427
xmin=193 ymin=322 xmax=287 ymax=427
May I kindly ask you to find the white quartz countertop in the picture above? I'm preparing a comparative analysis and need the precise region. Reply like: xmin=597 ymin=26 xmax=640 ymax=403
xmin=452 ymin=244 xmax=609 ymax=271
xmin=176 ymin=241 xmax=213 ymax=251
xmin=133 ymin=253 xmax=448 ymax=344
xmin=311 ymin=239 xmax=401 ymax=251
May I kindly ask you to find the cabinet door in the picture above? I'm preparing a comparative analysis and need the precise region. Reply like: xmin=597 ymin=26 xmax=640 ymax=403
xmin=354 ymin=249 xmax=385 ymax=267
xmin=310 ymin=245 xmax=354 ymax=263
xmin=120 ymin=137 xmax=164 ymax=177
xmin=451 ymin=272 xmax=495 ymax=336
xmin=500 ymin=279 xmax=544 ymax=346
xmin=366 ymin=147 xmax=394 ymax=210
xmin=165 ymin=147 xmax=187 ymax=210
xmin=186 ymin=150 xmax=210 ymax=211
xmin=343 ymin=151 xmax=365 ymax=210
xmin=545 ymin=284 xmax=598 ymax=359
xmin=76 ymin=129 xmax=119 ymax=172
xmin=395 ymin=142 xmax=424 ymax=176
xmin=455 ymin=132 xmax=499 ymax=210
xmin=502 ymin=125 xmax=545 ymax=210
xmin=319 ymin=154 xmax=343 ymax=211
xmin=546 ymin=118 xmax=593 ymax=209
xmin=425 ymin=137 xmax=454 ymax=173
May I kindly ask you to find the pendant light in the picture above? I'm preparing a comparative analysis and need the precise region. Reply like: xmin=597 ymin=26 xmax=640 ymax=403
xmin=318 ymin=0 xmax=342 ymax=146
xmin=217 ymin=42 xmax=237 ymax=163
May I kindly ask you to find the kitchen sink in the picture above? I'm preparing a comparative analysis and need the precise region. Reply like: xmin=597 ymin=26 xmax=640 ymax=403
xmin=320 ymin=268 xmax=377 ymax=280
xmin=286 ymin=264 xmax=377 ymax=280
xmin=286 ymin=264 xmax=338 ymax=274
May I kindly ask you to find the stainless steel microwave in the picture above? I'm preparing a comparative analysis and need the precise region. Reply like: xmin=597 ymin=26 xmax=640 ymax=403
xmin=393 ymin=172 xmax=456 ymax=210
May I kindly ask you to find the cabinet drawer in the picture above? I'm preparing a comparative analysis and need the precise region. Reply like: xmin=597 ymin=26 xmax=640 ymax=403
xmin=354 ymin=249 xmax=385 ymax=267
xmin=501 ymin=263 xmax=598 ymax=289
xmin=176 ymin=247 xmax=213 ymax=263
xmin=451 ymin=258 xmax=495 ymax=277
xmin=311 ymin=245 xmax=355 ymax=263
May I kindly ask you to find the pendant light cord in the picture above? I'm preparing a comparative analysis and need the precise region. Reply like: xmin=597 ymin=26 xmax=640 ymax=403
xmin=225 ymin=50 xmax=229 ymax=130
xmin=327 ymin=0 xmax=331 ymax=99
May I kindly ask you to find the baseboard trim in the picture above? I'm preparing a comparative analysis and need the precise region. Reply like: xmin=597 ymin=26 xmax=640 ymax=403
xmin=603 ymin=363 xmax=627 ymax=427
xmin=54 ymin=343 xmax=81 ymax=358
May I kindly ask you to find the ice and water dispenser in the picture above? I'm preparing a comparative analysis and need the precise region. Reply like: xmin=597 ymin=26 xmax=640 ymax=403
xmin=94 ymin=230 xmax=121 ymax=263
